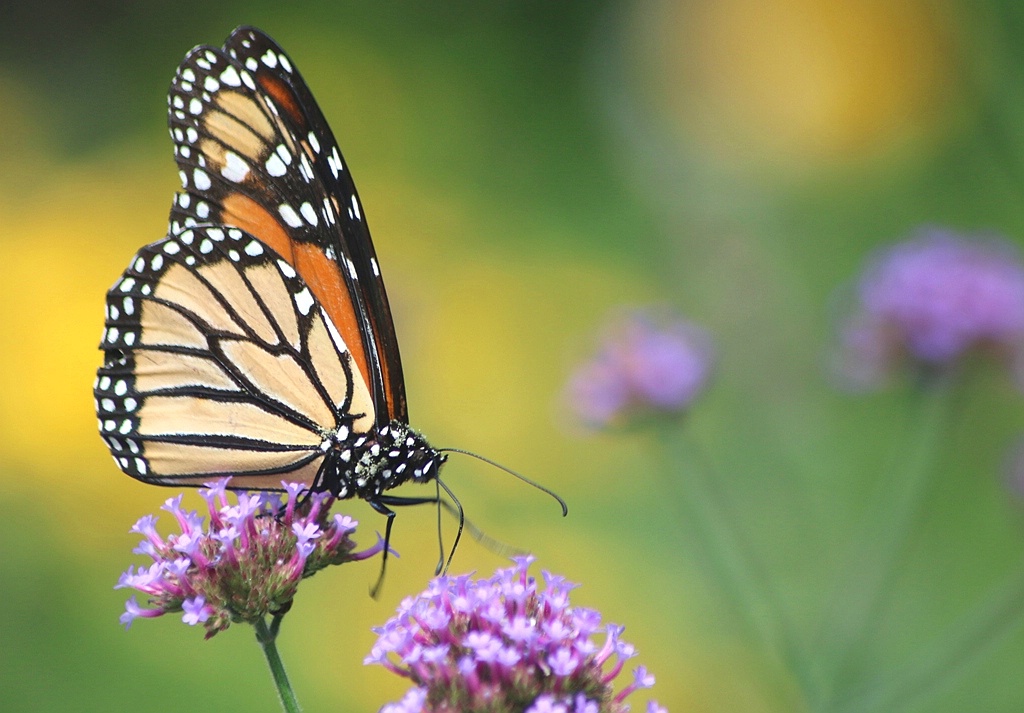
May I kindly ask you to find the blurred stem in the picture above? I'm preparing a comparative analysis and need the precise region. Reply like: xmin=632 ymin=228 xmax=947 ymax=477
xmin=255 ymin=614 xmax=302 ymax=713
xmin=816 ymin=374 xmax=956 ymax=710
xmin=658 ymin=426 xmax=821 ymax=703
xmin=835 ymin=561 xmax=1024 ymax=713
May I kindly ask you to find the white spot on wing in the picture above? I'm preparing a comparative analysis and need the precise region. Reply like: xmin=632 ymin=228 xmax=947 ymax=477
xmin=193 ymin=168 xmax=211 ymax=191
xmin=322 ymin=307 xmax=349 ymax=354
xmin=278 ymin=204 xmax=302 ymax=228
xmin=265 ymin=152 xmax=286 ymax=177
xmin=277 ymin=260 xmax=296 ymax=278
xmin=299 ymin=202 xmax=319 ymax=226
xmin=307 ymin=132 xmax=320 ymax=153
xmin=222 ymin=151 xmax=250 ymax=183
xmin=244 ymin=240 xmax=264 ymax=257
xmin=189 ymin=98 xmax=203 ymax=115
xmin=294 ymin=288 xmax=314 ymax=315
xmin=298 ymin=155 xmax=313 ymax=182
xmin=220 ymin=66 xmax=241 ymax=86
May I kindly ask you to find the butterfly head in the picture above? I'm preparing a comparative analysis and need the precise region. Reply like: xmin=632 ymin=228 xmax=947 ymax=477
xmin=332 ymin=421 xmax=446 ymax=499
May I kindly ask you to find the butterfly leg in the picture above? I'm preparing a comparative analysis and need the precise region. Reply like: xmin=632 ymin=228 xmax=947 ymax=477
xmin=368 ymin=495 xmax=440 ymax=598
xmin=380 ymin=480 xmax=468 ymax=577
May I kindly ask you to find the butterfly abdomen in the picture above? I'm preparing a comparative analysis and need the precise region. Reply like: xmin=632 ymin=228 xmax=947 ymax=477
xmin=321 ymin=421 xmax=447 ymax=500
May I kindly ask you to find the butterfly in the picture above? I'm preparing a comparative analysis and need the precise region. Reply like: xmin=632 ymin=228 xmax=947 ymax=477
xmin=94 ymin=26 xmax=565 ymax=593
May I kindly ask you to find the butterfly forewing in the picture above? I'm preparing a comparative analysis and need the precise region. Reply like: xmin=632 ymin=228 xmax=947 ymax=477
xmin=94 ymin=225 xmax=375 ymax=488
xmin=222 ymin=27 xmax=408 ymax=424
xmin=165 ymin=26 xmax=406 ymax=427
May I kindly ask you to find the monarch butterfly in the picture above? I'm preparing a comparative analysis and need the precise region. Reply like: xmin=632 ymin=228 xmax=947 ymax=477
xmin=94 ymin=26 xmax=565 ymax=593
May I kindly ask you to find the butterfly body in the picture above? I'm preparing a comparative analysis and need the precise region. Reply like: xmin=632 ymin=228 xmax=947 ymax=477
xmin=322 ymin=421 xmax=447 ymax=500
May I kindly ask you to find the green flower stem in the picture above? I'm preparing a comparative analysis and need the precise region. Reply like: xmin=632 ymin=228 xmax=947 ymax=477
xmin=255 ymin=614 xmax=302 ymax=713
xmin=816 ymin=375 xmax=956 ymax=709
xmin=660 ymin=427 xmax=817 ymax=699
xmin=835 ymin=562 xmax=1024 ymax=713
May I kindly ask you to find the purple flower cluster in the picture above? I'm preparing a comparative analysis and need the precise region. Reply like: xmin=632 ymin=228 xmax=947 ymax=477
xmin=366 ymin=555 xmax=665 ymax=713
xmin=566 ymin=309 xmax=715 ymax=428
xmin=834 ymin=228 xmax=1024 ymax=389
xmin=116 ymin=478 xmax=385 ymax=637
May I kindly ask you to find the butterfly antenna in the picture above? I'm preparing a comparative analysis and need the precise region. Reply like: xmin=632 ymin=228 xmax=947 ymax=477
xmin=438 ymin=448 xmax=569 ymax=516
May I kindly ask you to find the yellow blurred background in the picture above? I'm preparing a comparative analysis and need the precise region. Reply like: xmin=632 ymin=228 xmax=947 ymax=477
xmin=3 ymin=1 xmax=1024 ymax=712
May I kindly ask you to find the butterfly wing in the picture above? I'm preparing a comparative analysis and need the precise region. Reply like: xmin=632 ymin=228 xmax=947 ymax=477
xmin=95 ymin=225 xmax=375 ymax=488
xmin=165 ymin=26 xmax=406 ymax=426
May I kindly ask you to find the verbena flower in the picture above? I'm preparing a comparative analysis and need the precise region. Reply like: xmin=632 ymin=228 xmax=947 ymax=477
xmin=367 ymin=555 xmax=666 ymax=713
xmin=116 ymin=478 xmax=386 ymax=637
xmin=833 ymin=228 xmax=1024 ymax=389
xmin=566 ymin=309 xmax=715 ymax=428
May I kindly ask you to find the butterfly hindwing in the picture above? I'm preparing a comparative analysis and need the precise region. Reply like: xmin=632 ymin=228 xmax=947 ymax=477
xmin=94 ymin=226 xmax=375 ymax=488
xmin=165 ymin=26 xmax=407 ymax=427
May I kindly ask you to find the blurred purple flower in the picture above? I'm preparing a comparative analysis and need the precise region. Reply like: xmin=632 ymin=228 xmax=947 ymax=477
xmin=567 ymin=309 xmax=715 ymax=428
xmin=833 ymin=228 xmax=1024 ymax=390
xmin=116 ymin=478 xmax=386 ymax=637
xmin=366 ymin=556 xmax=665 ymax=713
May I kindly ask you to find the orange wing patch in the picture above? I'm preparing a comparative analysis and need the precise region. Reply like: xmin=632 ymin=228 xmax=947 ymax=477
xmin=220 ymin=192 xmax=372 ymax=390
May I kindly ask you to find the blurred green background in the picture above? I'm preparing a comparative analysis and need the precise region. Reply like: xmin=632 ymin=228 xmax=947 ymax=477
xmin=4 ymin=1 xmax=1024 ymax=711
